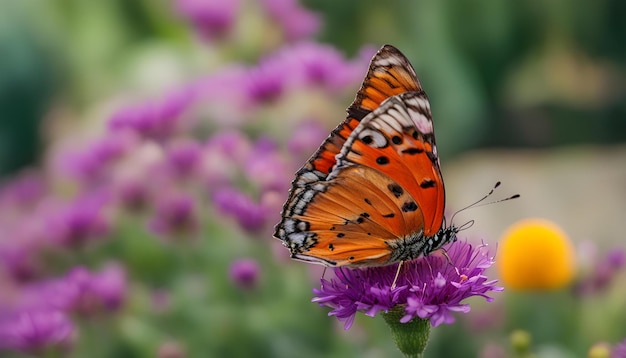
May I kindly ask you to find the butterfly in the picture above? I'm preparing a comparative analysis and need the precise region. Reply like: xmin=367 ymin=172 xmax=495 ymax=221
xmin=274 ymin=45 xmax=459 ymax=267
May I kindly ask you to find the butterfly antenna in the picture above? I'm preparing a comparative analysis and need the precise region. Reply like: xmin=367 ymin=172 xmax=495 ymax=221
xmin=449 ymin=182 xmax=520 ymax=224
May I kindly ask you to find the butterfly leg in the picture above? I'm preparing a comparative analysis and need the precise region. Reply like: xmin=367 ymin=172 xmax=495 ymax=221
xmin=439 ymin=248 xmax=461 ymax=277
xmin=391 ymin=261 xmax=404 ymax=290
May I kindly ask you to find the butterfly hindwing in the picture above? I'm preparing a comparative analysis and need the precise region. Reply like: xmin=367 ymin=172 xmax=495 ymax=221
xmin=285 ymin=165 xmax=412 ymax=267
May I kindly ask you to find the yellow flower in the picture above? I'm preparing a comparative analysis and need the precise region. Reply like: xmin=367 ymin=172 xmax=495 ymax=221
xmin=497 ymin=218 xmax=576 ymax=290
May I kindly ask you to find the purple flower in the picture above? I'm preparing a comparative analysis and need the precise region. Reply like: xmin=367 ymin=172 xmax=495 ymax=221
xmin=148 ymin=191 xmax=198 ymax=237
xmin=64 ymin=264 xmax=127 ymax=313
xmin=165 ymin=139 xmax=202 ymax=178
xmin=18 ymin=264 xmax=127 ymax=315
xmin=212 ymin=188 xmax=266 ymax=232
xmin=0 ymin=308 xmax=74 ymax=352
xmin=243 ymin=137 xmax=291 ymax=193
xmin=245 ymin=57 xmax=287 ymax=105
xmin=614 ymin=339 xmax=626 ymax=358
xmin=246 ymin=42 xmax=372 ymax=98
xmin=312 ymin=241 xmax=502 ymax=329
xmin=575 ymin=247 xmax=626 ymax=296
xmin=175 ymin=0 xmax=239 ymax=40
xmin=260 ymin=0 xmax=320 ymax=41
xmin=46 ymin=191 xmax=111 ymax=248
xmin=277 ymin=42 xmax=365 ymax=91
xmin=229 ymin=259 xmax=260 ymax=290
xmin=0 ymin=170 xmax=47 ymax=208
xmin=108 ymin=89 xmax=193 ymax=140
xmin=57 ymin=132 xmax=139 ymax=185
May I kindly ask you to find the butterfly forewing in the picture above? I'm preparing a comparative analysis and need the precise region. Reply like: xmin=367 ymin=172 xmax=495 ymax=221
xmin=348 ymin=45 xmax=422 ymax=119
xmin=291 ymin=45 xmax=422 ymax=188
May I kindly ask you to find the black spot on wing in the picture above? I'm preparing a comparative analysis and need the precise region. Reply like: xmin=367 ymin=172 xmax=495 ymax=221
xmin=392 ymin=136 xmax=402 ymax=145
xmin=387 ymin=183 xmax=404 ymax=198
xmin=364 ymin=198 xmax=372 ymax=205
xmin=383 ymin=213 xmax=395 ymax=218
xmin=402 ymin=147 xmax=424 ymax=155
xmin=420 ymin=179 xmax=436 ymax=188
xmin=401 ymin=201 xmax=418 ymax=212
xmin=362 ymin=135 xmax=373 ymax=145
xmin=337 ymin=233 xmax=345 ymax=238
xmin=376 ymin=156 xmax=389 ymax=165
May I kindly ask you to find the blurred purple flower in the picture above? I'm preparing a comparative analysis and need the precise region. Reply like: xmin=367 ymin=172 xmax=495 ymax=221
xmin=575 ymin=247 xmax=625 ymax=296
xmin=192 ymin=66 xmax=249 ymax=125
xmin=0 ymin=243 xmax=40 ymax=282
xmin=245 ymin=58 xmax=287 ymax=105
xmin=165 ymin=139 xmax=202 ymax=178
xmin=64 ymin=264 xmax=126 ymax=313
xmin=213 ymin=188 xmax=266 ymax=232
xmin=287 ymin=120 xmax=328 ymax=157
xmin=46 ymin=191 xmax=111 ymax=248
xmin=260 ymin=0 xmax=320 ymax=41
xmin=229 ymin=258 xmax=260 ymax=290
xmin=58 ymin=131 xmax=139 ymax=185
xmin=148 ymin=192 xmax=198 ymax=237
xmin=0 ymin=170 xmax=47 ymax=208
xmin=0 ymin=308 xmax=74 ymax=353
xmin=114 ymin=178 xmax=150 ymax=211
xmin=17 ymin=264 xmax=127 ymax=315
xmin=614 ymin=339 xmax=626 ymax=358
xmin=246 ymin=42 xmax=374 ymax=97
xmin=280 ymin=42 xmax=364 ymax=91
xmin=175 ymin=0 xmax=239 ymax=40
xmin=243 ymin=137 xmax=291 ymax=193
xmin=312 ymin=241 xmax=502 ymax=330
xmin=108 ymin=89 xmax=193 ymax=140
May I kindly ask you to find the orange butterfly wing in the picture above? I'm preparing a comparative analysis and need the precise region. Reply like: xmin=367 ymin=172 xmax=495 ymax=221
xmin=295 ymin=45 xmax=422 ymax=187
xmin=337 ymin=92 xmax=445 ymax=237
xmin=277 ymin=91 xmax=446 ymax=267
xmin=275 ymin=44 xmax=452 ymax=267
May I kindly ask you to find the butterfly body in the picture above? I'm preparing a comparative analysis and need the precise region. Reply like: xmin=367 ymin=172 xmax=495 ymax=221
xmin=274 ymin=45 xmax=458 ymax=267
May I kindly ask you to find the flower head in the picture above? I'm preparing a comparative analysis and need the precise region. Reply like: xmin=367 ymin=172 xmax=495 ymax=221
xmin=212 ymin=188 xmax=266 ymax=232
xmin=46 ymin=191 xmax=111 ymax=248
xmin=148 ymin=191 xmax=198 ymax=238
xmin=575 ymin=246 xmax=625 ymax=296
xmin=228 ymin=258 xmax=260 ymax=290
xmin=312 ymin=241 xmax=502 ymax=329
xmin=174 ymin=0 xmax=239 ymax=40
xmin=613 ymin=338 xmax=626 ymax=358
xmin=497 ymin=218 xmax=576 ymax=291
xmin=108 ymin=89 xmax=193 ymax=140
xmin=0 ymin=308 xmax=74 ymax=353
xmin=259 ymin=0 xmax=320 ymax=41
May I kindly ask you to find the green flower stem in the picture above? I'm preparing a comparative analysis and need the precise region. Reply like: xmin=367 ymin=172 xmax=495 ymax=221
xmin=382 ymin=306 xmax=430 ymax=358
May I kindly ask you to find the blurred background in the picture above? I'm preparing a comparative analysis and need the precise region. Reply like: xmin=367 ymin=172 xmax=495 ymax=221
xmin=0 ymin=0 xmax=625 ymax=357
